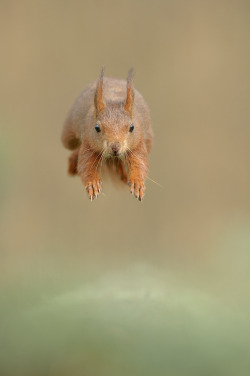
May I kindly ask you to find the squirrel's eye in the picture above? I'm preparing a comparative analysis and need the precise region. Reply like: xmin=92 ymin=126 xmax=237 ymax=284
xmin=95 ymin=125 xmax=101 ymax=133
xmin=129 ymin=124 xmax=134 ymax=133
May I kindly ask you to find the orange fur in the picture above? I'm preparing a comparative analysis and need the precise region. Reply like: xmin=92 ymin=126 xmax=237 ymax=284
xmin=124 ymin=69 xmax=134 ymax=116
xmin=94 ymin=66 xmax=105 ymax=115
xmin=62 ymin=68 xmax=153 ymax=201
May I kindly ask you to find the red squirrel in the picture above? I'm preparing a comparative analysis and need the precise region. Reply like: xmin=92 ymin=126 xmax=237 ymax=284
xmin=61 ymin=68 xmax=153 ymax=201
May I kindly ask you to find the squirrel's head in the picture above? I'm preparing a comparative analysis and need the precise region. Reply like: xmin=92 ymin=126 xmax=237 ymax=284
xmin=89 ymin=68 xmax=140 ymax=157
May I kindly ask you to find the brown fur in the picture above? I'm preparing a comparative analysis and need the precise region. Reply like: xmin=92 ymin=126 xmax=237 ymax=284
xmin=61 ymin=68 xmax=153 ymax=201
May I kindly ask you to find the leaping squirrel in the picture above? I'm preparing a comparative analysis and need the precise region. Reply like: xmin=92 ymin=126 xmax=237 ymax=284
xmin=61 ymin=68 xmax=153 ymax=201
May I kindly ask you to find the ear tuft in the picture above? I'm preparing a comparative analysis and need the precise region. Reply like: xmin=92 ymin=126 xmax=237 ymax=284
xmin=94 ymin=66 xmax=105 ymax=115
xmin=124 ymin=68 xmax=135 ymax=116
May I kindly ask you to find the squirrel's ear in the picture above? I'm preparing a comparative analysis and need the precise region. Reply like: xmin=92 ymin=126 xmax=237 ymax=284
xmin=94 ymin=66 xmax=105 ymax=115
xmin=124 ymin=68 xmax=134 ymax=116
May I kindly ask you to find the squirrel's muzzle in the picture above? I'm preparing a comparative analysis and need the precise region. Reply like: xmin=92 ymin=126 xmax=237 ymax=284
xmin=110 ymin=142 xmax=121 ymax=156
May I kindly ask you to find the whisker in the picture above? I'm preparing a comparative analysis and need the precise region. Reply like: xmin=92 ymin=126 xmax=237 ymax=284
xmin=90 ymin=149 xmax=104 ymax=170
xmin=94 ymin=149 xmax=105 ymax=175
xmin=146 ymin=175 xmax=164 ymax=188
xmin=126 ymin=148 xmax=141 ymax=162
xmin=126 ymin=148 xmax=146 ymax=169
xmin=100 ymin=151 xmax=106 ymax=174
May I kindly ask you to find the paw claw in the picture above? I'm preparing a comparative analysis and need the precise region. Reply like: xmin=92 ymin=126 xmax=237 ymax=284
xmin=85 ymin=179 xmax=102 ymax=200
xmin=128 ymin=179 xmax=145 ymax=201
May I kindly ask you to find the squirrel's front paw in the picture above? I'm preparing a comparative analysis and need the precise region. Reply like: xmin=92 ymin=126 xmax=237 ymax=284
xmin=128 ymin=179 xmax=145 ymax=201
xmin=85 ymin=179 xmax=101 ymax=200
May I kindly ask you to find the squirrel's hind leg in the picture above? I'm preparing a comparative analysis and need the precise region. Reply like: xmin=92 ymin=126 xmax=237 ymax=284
xmin=68 ymin=148 xmax=80 ymax=175
xmin=106 ymin=158 xmax=127 ymax=183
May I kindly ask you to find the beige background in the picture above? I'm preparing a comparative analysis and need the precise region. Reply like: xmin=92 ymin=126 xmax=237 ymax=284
xmin=1 ymin=1 xmax=250 ymax=375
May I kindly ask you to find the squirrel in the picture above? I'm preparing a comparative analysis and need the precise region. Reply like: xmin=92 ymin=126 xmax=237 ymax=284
xmin=61 ymin=68 xmax=153 ymax=201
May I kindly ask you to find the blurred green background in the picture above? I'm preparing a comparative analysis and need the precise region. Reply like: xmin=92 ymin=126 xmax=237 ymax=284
xmin=1 ymin=1 xmax=250 ymax=375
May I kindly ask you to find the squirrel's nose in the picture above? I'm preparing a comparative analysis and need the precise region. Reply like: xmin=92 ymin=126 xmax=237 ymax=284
xmin=111 ymin=142 xmax=121 ymax=155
